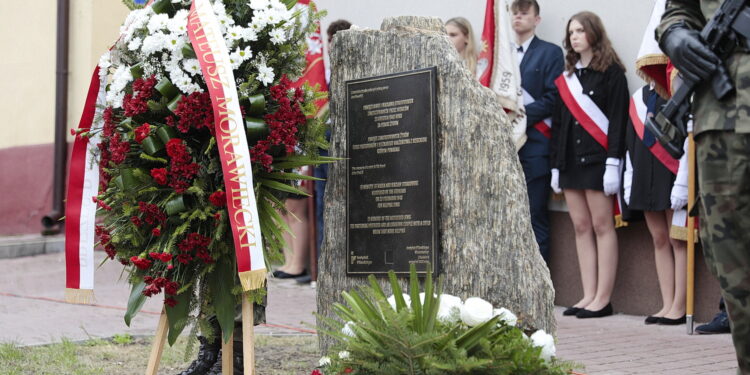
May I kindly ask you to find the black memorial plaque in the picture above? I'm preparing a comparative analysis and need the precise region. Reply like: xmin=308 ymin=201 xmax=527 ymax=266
xmin=346 ymin=67 xmax=438 ymax=275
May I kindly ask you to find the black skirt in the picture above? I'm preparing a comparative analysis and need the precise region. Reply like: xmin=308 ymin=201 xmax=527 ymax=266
xmin=559 ymin=152 xmax=605 ymax=191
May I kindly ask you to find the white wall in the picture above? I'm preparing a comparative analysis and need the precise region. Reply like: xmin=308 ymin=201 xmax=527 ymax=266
xmin=314 ymin=0 xmax=657 ymax=92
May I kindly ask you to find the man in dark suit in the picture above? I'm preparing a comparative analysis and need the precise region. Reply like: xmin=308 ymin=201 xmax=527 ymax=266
xmin=511 ymin=0 xmax=564 ymax=263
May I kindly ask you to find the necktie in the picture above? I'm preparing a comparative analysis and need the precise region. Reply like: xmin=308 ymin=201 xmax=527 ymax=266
xmin=516 ymin=46 xmax=523 ymax=53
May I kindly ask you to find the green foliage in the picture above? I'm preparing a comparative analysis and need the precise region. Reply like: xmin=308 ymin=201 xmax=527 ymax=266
xmin=111 ymin=333 xmax=134 ymax=345
xmin=318 ymin=266 xmax=574 ymax=375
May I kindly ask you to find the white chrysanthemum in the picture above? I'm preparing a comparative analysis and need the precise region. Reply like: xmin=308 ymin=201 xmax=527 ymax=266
xmin=165 ymin=33 xmax=186 ymax=52
xmin=338 ymin=351 xmax=350 ymax=359
xmin=386 ymin=294 xmax=411 ymax=310
xmin=251 ymin=11 xmax=270 ymax=30
xmin=170 ymin=70 xmax=201 ymax=95
xmin=460 ymin=297 xmax=494 ymax=327
xmin=226 ymin=26 xmax=246 ymax=42
xmin=493 ymin=307 xmax=518 ymax=327
xmin=183 ymin=59 xmax=201 ymax=76
xmin=111 ymin=65 xmax=133 ymax=92
xmin=269 ymin=28 xmax=288 ymax=44
xmin=249 ymin=0 xmax=270 ymax=10
xmin=213 ymin=0 xmax=227 ymax=16
xmin=127 ymin=37 xmax=142 ymax=51
xmin=167 ymin=10 xmax=189 ymax=34
xmin=242 ymin=27 xmax=259 ymax=42
xmin=141 ymin=32 xmax=168 ymax=55
xmin=530 ymin=330 xmax=556 ymax=362
xmin=147 ymin=13 xmax=170 ymax=33
xmin=436 ymin=294 xmax=463 ymax=323
xmin=264 ymin=8 xmax=284 ymax=25
xmin=235 ymin=46 xmax=253 ymax=61
xmin=217 ymin=14 xmax=235 ymax=32
xmin=318 ymin=356 xmax=331 ymax=367
xmin=229 ymin=52 xmax=243 ymax=70
xmin=341 ymin=321 xmax=356 ymax=337
xmin=120 ymin=8 xmax=151 ymax=42
xmin=98 ymin=52 xmax=112 ymax=71
xmin=269 ymin=0 xmax=287 ymax=12
xmin=107 ymin=91 xmax=126 ymax=109
xmin=256 ymin=63 xmax=275 ymax=86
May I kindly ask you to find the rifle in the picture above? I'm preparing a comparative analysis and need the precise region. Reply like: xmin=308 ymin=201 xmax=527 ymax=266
xmin=646 ymin=0 xmax=750 ymax=158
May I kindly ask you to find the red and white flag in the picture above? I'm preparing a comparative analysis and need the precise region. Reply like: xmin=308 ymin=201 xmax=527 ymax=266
xmin=636 ymin=0 xmax=670 ymax=98
xmin=477 ymin=0 xmax=526 ymax=150
xmin=292 ymin=0 xmax=328 ymax=115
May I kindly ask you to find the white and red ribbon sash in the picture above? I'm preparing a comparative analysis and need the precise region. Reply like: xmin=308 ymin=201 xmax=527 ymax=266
xmin=522 ymin=88 xmax=552 ymax=139
xmin=628 ymin=89 xmax=679 ymax=174
xmin=64 ymin=67 xmax=107 ymax=303
xmin=555 ymin=71 xmax=609 ymax=150
xmin=188 ymin=0 xmax=266 ymax=290
xmin=65 ymin=0 xmax=158 ymax=304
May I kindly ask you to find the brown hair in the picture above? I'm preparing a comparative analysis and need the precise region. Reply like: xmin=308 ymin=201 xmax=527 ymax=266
xmin=326 ymin=19 xmax=352 ymax=40
xmin=445 ymin=17 xmax=478 ymax=76
xmin=511 ymin=0 xmax=540 ymax=16
xmin=562 ymin=11 xmax=625 ymax=74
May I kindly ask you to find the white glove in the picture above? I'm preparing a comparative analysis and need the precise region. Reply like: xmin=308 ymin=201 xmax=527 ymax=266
xmin=602 ymin=158 xmax=621 ymax=196
xmin=671 ymin=183 xmax=688 ymax=210
xmin=623 ymin=152 xmax=633 ymax=205
xmin=550 ymin=168 xmax=561 ymax=194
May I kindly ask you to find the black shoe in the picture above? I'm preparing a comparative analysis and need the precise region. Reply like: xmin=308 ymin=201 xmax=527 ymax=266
xmin=295 ymin=274 xmax=312 ymax=284
xmin=695 ymin=310 xmax=731 ymax=334
xmin=576 ymin=303 xmax=613 ymax=319
xmin=272 ymin=269 xmax=306 ymax=279
xmin=177 ymin=336 xmax=221 ymax=375
xmin=207 ymin=341 xmax=244 ymax=375
xmin=657 ymin=315 xmax=686 ymax=325
xmin=644 ymin=315 xmax=660 ymax=325
xmin=563 ymin=307 xmax=581 ymax=316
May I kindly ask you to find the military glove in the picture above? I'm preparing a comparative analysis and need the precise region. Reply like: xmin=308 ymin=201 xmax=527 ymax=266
xmin=660 ymin=23 xmax=719 ymax=83
xmin=550 ymin=168 xmax=561 ymax=194
xmin=671 ymin=183 xmax=688 ymax=210
xmin=602 ymin=158 xmax=621 ymax=196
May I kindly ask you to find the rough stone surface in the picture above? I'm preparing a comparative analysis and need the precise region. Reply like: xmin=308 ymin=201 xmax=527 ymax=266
xmin=318 ymin=16 xmax=555 ymax=352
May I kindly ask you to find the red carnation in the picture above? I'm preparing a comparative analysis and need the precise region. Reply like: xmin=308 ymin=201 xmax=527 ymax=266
xmin=164 ymin=281 xmax=179 ymax=295
xmin=310 ymin=370 xmax=323 ymax=375
xmin=151 ymin=168 xmax=168 ymax=185
xmin=104 ymin=244 xmax=117 ymax=259
xmin=130 ymin=256 xmax=152 ymax=270
xmin=130 ymin=216 xmax=142 ymax=227
xmin=164 ymin=297 xmax=178 ymax=307
xmin=209 ymin=191 xmax=226 ymax=207
xmin=134 ymin=123 xmax=151 ymax=143
xmin=159 ymin=253 xmax=173 ymax=262
xmin=152 ymin=227 xmax=161 ymax=237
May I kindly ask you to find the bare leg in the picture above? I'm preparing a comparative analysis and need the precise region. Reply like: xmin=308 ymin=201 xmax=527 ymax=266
xmin=644 ymin=210 xmax=674 ymax=318
xmin=564 ymin=189 xmax=597 ymax=309
xmin=665 ymin=209 xmax=687 ymax=319
xmin=279 ymin=198 xmax=309 ymax=275
xmin=584 ymin=190 xmax=618 ymax=311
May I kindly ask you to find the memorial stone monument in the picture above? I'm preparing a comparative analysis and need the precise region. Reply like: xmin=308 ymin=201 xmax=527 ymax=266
xmin=318 ymin=16 xmax=555 ymax=351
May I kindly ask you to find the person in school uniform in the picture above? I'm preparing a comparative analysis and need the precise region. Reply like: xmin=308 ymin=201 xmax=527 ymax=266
xmin=623 ymin=85 xmax=688 ymax=325
xmin=511 ymin=0 xmax=564 ymax=263
xmin=551 ymin=11 xmax=629 ymax=319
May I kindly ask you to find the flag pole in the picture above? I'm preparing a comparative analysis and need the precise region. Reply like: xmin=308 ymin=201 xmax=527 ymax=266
xmin=686 ymin=131 xmax=696 ymax=334
xmin=145 ymin=307 xmax=168 ymax=375
xmin=242 ymin=294 xmax=256 ymax=374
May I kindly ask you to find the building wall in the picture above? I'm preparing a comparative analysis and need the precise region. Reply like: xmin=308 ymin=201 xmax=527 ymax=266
xmin=0 ymin=1 xmax=128 ymax=235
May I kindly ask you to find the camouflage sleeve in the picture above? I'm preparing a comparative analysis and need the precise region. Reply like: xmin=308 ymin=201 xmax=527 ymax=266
xmin=655 ymin=0 xmax=708 ymax=42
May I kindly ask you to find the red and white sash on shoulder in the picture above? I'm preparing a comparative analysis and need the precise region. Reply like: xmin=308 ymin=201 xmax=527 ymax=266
xmin=628 ymin=88 xmax=679 ymax=175
xmin=522 ymin=88 xmax=552 ymax=139
xmin=554 ymin=68 xmax=609 ymax=150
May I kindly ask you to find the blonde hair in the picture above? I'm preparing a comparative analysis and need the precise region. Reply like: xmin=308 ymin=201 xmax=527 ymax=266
xmin=446 ymin=17 xmax=478 ymax=76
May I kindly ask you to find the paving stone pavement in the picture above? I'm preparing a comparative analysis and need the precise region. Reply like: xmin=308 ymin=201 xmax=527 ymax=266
xmin=0 ymin=252 xmax=739 ymax=374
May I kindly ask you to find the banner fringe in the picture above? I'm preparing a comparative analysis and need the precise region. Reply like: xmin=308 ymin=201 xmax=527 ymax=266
xmin=670 ymin=225 xmax=699 ymax=243
xmin=239 ymin=269 xmax=267 ymax=291
xmin=614 ymin=215 xmax=628 ymax=228
xmin=65 ymin=288 xmax=94 ymax=305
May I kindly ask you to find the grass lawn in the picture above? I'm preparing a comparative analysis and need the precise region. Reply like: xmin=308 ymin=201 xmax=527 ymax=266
xmin=0 ymin=334 xmax=319 ymax=375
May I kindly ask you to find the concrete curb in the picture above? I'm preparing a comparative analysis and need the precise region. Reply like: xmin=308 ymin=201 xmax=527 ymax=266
xmin=0 ymin=234 xmax=64 ymax=259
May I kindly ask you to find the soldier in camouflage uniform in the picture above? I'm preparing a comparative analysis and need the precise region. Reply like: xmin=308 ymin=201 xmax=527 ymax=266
xmin=657 ymin=0 xmax=750 ymax=373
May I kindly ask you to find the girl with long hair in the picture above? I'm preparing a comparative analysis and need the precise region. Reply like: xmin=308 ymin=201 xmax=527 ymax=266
xmin=550 ymin=11 xmax=629 ymax=318
xmin=445 ymin=17 xmax=478 ymax=77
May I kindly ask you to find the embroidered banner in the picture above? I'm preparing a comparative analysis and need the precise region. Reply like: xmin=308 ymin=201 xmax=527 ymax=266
xmin=555 ymin=72 xmax=609 ymax=150
xmin=188 ymin=0 xmax=266 ymax=291
xmin=636 ymin=0 xmax=669 ymax=98
xmin=291 ymin=0 xmax=328 ymax=115
xmin=629 ymin=89 xmax=679 ymax=174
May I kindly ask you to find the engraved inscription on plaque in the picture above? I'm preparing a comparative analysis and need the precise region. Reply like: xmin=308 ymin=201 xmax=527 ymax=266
xmin=346 ymin=67 xmax=438 ymax=275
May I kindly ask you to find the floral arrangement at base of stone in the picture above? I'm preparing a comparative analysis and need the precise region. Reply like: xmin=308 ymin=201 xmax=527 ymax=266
xmin=314 ymin=266 xmax=573 ymax=375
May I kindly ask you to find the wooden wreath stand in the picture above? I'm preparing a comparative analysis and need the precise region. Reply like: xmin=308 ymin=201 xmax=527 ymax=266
xmin=145 ymin=293 xmax=256 ymax=375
